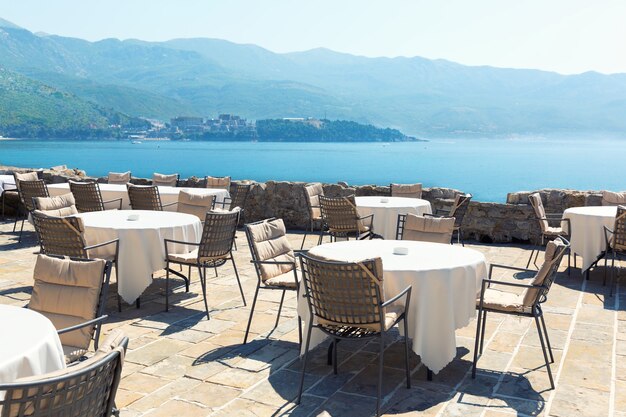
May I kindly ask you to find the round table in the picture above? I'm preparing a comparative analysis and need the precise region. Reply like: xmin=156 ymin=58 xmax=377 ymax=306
xmin=298 ymin=239 xmax=488 ymax=374
xmin=355 ymin=196 xmax=432 ymax=240
xmin=48 ymin=183 xmax=230 ymax=211
xmin=563 ymin=206 xmax=617 ymax=271
xmin=76 ymin=210 xmax=203 ymax=303
xmin=0 ymin=305 xmax=65 ymax=385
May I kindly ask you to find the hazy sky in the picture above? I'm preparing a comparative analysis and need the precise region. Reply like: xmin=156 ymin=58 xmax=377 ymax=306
xmin=3 ymin=0 xmax=626 ymax=74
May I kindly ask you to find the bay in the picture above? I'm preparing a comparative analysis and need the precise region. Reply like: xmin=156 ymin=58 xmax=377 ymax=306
xmin=0 ymin=136 xmax=624 ymax=203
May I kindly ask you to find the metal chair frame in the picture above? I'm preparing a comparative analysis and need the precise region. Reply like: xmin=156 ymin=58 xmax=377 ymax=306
xmin=396 ymin=213 xmax=455 ymax=243
xmin=602 ymin=206 xmax=626 ymax=297
xmin=472 ymin=239 xmax=569 ymax=390
xmin=13 ymin=178 xmax=49 ymax=242
xmin=164 ymin=210 xmax=245 ymax=319
xmin=297 ymin=254 xmax=412 ymax=416
xmin=426 ymin=193 xmax=473 ymax=245
xmin=127 ymin=184 xmax=176 ymax=211
xmin=300 ymin=183 xmax=326 ymax=250
xmin=319 ymin=195 xmax=379 ymax=241
xmin=69 ymin=180 xmax=122 ymax=212
xmin=243 ymin=218 xmax=306 ymax=345
xmin=0 ymin=336 xmax=128 ymax=417
xmin=389 ymin=183 xmax=423 ymax=199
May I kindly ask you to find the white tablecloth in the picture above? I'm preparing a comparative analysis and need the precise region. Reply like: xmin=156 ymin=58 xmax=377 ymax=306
xmin=299 ymin=239 xmax=487 ymax=374
xmin=355 ymin=196 xmax=432 ymax=239
xmin=76 ymin=210 xmax=202 ymax=303
xmin=0 ymin=175 xmax=16 ymax=195
xmin=563 ymin=206 xmax=617 ymax=271
xmin=48 ymin=183 xmax=229 ymax=211
xmin=0 ymin=305 xmax=65 ymax=385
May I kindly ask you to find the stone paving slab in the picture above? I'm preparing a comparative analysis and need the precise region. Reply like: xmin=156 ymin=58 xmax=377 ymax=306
xmin=0 ymin=217 xmax=623 ymax=416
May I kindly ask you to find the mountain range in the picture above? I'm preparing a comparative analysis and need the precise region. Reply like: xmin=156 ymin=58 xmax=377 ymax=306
xmin=1 ymin=17 xmax=626 ymax=137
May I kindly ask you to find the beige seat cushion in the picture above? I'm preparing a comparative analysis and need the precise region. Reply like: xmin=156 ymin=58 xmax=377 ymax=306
xmin=402 ymin=214 xmax=455 ymax=244
xmin=177 ymin=190 xmax=215 ymax=220
xmin=247 ymin=219 xmax=295 ymax=281
xmin=206 ymin=176 xmax=231 ymax=191
xmin=108 ymin=171 xmax=131 ymax=185
xmin=168 ymin=249 xmax=199 ymax=264
xmin=62 ymin=345 xmax=88 ymax=364
xmin=152 ymin=172 xmax=178 ymax=187
xmin=602 ymin=191 xmax=626 ymax=206
xmin=305 ymin=183 xmax=324 ymax=220
xmin=29 ymin=255 xmax=106 ymax=350
xmin=317 ymin=304 xmax=404 ymax=333
xmin=544 ymin=226 xmax=566 ymax=236
xmin=479 ymin=288 xmax=526 ymax=313
xmin=265 ymin=270 xmax=298 ymax=289
xmin=528 ymin=193 xmax=550 ymax=233
xmin=33 ymin=193 xmax=78 ymax=217
xmin=391 ymin=183 xmax=422 ymax=199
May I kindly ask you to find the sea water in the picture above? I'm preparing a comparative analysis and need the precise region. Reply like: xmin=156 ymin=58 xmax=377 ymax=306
xmin=1 ymin=136 xmax=624 ymax=202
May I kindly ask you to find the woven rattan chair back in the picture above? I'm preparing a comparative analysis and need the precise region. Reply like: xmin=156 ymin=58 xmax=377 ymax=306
xmin=0 ymin=336 xmax=128 ymax=417
xmin=31 ymin=211 xmax=88 ymax=258
xmin=319 ymin=195 xmax=361 ymax=233
xmin=528 ymin=193 xmax=549 ymax=233
xmin=69 ymin=180 xmax=105 ymax=212
xmin=230 ymin=183 xmax=253 ymax=211
xmin=613 ymin=206 xmax=626 ymax=251
xmin=127 ymin=184 xmax=163 ymax=211
xmin=304 ymin=183 xmax=324 ymax=220
xmin=449 ymin=193 xmax=472 ymax=228
xmin=18 ymin=180 xmax=49 ymax=212
xmin=198 ymin=210 xmax=240 ymax=261
xmin=299 ymin=254 xmax=385 ymax=332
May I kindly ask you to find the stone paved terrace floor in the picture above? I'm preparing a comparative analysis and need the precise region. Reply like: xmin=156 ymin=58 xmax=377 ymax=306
xmin=0 ymin=218 xmax=624 ymax=417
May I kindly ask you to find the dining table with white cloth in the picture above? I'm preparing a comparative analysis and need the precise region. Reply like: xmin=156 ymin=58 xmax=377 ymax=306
xmin=0 ymin=305 xmax=66 ymax=386
xmin=563 ymin=206 xmax=617 ymax=272
xmin=355 ymin=196 xmax=432 ymax=240
xmin=0 ymin=175 xmax=16 ymax=195
xmin=298 ymin=239 xmax=488 ymax=374
xmin=76 ymin=210 xmax=203 ymax=303
xmin=47 ymin=183 xmax=229 ymax=211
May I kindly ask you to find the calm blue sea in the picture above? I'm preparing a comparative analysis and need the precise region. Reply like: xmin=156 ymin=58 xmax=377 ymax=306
xmin=1 ymin=137 xmax=624 ymax=202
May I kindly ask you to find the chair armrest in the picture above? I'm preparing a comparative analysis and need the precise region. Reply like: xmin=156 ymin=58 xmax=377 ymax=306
xmin=293 ymin=249 xmax=309 ymax=255
xmin=57 ymin=315 xmax=108 ymax=335
xmin=102 ymin=197 xmax=123 ymax=210
xmin=381 ymin=285 xmax=412 ymax=308
xmin=358 ymin=214 xmax=374 ymax=221
xmin=84 ymin=238 xmax=119 ymax=252
xmin=164 ymin=238 xmax=200 ymax=246
xmin=250 ymin=259 xmax=296 ymax=266
xmin=488 ymin=263 xmax=535 ymax=278
xmin=434 ymin=208 xmax=450 ymax=216
xmin=481 ymin=278 xmax=546 ymax=290
xmin=423 ymin=213 xmax=453 ymax=220
xmin=162 ymin=201 xmax=178 ymax=208
xmin=604 ymin=226 xmax=614 ymax=248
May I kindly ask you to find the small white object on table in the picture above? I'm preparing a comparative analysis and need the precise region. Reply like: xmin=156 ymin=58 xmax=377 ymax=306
xmin=48 ymin=183 xmax=230 ymax=211
xmin=0 ymin=305 xmax=65 ymax=385
xmin=563 ymin=206 xmax=617 ymax=271
xmin=355 ymin=196 xmax=432 ymax=239
xmin=298 ymin=239 xmax=488 ymax=374
xmin=76 ymin=210 xmax=202 ymax=303
xmin=0 ymin=175 xmax=16 ymax=195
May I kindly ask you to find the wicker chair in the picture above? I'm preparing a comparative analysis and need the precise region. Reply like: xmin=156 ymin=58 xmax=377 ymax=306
xmin=0 ymin=330 xmax=128 ymax=417
xmin=176 ymin=190 xmax=216 ymax=221
xmin=390 ymin=183 xmax=422 ymax=199
xmin=527 ymin=193 xmax=572 ymax=273
xmin=1 ymin=178 xmax=17 ymax=220
xmin=426 ymin=193 xmax=472 ymax=245
xmin=214 ymin=183 xmax=252 ymax=224
xmin=602 ymin=205 xmax=626 ymax=296
xmin=300 ymin=183 xmax=325 ymax=249
xmin=319 ymin=195 xmax=379 ymax=241
xmin=297 ymin=254 xmax=412 ymax=416
xmin=473 ymin=238 xmax=569 ymax=389
xmin=69 ymin=180 xmax=122 ymax=212
xmin=243 ymin=218 xmax=305 ymax=344
xmin=164 ymin=209 xmax=244 ymax=319
xmin=127 ymin=184 xmax=176 ymax=211
xmin=107 ymin=171 xmax=131 ymax=185
xmin=152 ymin=172 xmax=180 ymax=187
xmin=205 ymin=175 xmax=231 ymax=191
xmin=13 ymin=174 xmax=49 ymax=242
xmin=601 ymin=190 xmax=626 ymax=206
xmin=396 ymin=213 xmax=455 ymax=244
xmin=27 ymin=254 xmax=113 ymax=364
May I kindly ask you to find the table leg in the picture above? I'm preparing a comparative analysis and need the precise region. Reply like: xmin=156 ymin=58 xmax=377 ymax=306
xmin=427 ymin=368 xmax=433 ymax=381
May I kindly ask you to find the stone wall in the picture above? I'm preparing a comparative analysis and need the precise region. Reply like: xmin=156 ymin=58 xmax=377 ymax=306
xmin=0 ymin=165 xmax=607 ymax=245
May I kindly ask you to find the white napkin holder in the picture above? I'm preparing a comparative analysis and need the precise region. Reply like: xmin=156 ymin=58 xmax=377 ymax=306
xmin=380 ymin=198 xmax=389 ymax=203
xmin=127 ymin=214 xmax=140 ymax=221
xmin=393 ymin=246 xmax=408 ymax=255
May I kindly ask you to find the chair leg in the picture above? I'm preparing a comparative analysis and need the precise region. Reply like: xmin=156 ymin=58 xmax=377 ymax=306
xmin=526 ymin=247 xmax=535 ymax=269
xmin=472 ymin=308 xmax=483 ymax=379
xmin=574 ymin=253 xmax=577 ymax=270
xmin=275 ymin=290 xmax=286 ymax=329
xmin=403 ymin=317 xmax=411 ymax=388
xmin=479 ymin=310 xmax=487 ymax=354
xmin=377 ymin=333 xmax=384 ymax=416
xmin=300 ymin=221 xmax=311 ymax=250
xmin=297 ymin=320 xmax=314 ymax=405
xmin=568 ymin=248 xmax=571 ymax=276
xmin=136 ymin=297 xmax=140 ymax=309
xmin=18 ymin=218 xmax=25 ymax=243
xmin=327 ymin=341 xmax=334 ymax=365
xmin=297 ymin=317 xmax=303 ymax=348
xmin=243 ymin=284 xmax=260 ymax=344
xmin=165 ymin=262 xmax=170 ymax=312
xmin=333 ymin=338 xmax=338 ymax=375
xmin=534 ymin=315 xmax=555 ymax=389
xmin=197 ymin=265 xmax=210 ymax=320
xmin=187 ymin=265 xmax=191 ymax=287
xmin=231 ymin=257 xmax=246 ymax=306
xmin=538 ymin=307 xmax=554 ymax=363
xmin=610 ymin=253 xmax=616 ymax=297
